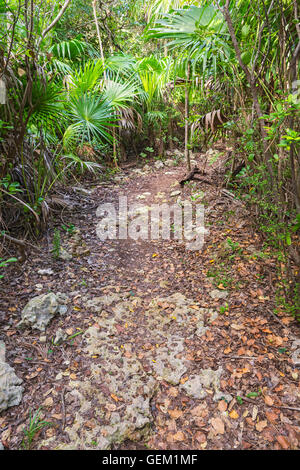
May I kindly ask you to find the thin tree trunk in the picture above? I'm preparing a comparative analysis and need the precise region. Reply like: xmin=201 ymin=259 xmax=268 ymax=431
xmin=92 ymin=0 xmax=106 ymax=80
xmin=185 ymin=62 xmax=191 ymax=172
xmin=221 ymin=1 xmax=274 ymax=180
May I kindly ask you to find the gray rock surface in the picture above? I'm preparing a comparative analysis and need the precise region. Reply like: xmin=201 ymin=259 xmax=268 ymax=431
xmin=19 ymin=292 xmax=69 ymax=331
xmin=0 ymin=341 xmax=23 ymax=412
xmin=180 ymin=367 xmax=224 ymax=400
xmin=53 ymin=328 xmax=68 ymax=345
xmin=210 ymin=289 xmax=228 ymax=300
xmin=170 ymin=190 xmax=181 ymax=197
xmin=59 ymin=247 xmax=73 ymax=261
xmin=154 ymin=161 xmax=164 ymax=170
xmin=164 ymin=159 xmax=176 ymax=167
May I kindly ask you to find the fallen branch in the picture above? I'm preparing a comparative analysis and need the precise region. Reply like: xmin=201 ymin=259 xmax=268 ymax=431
xmin=179 ymin=166 xmax=211 ymax=186
xmin=1 ymin=232 xmax=42 ymax=262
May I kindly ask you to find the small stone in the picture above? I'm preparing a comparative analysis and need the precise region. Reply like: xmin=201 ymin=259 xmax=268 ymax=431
xmin=180 ymin=375 xmax=207 ymax=399
xmin=154 ymin=161 xmax=164 ymax=170
xmin=53 ymin=328 xmax=67 ymax=345
xmin=164 ymin=159 xmax=176 ymax=167
xmin=210 ymin=289 xmax=228 ymax=300
xmin=43 ymin=397 xmax=53 ymax=407
xmin=291 ymin=349 xmax=300 ymax=366
xmin=170 ymin=190 xmax=181 ymax=197
xmin=39 ymin=336 xmax=47 ymax=343
xmin=37 ymin=269 xmax=54 ymax=276
xmin=72 ymin=186 xmax=93 ymax=196
xmin=59 ymin=248 xmax=72 ymax=261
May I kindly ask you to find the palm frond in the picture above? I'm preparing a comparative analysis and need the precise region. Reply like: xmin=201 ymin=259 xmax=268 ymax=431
xmin=29 ymin=79 xmax=66 ymax=135
xmin=64 ymin=94 xmax=115 ymax=150
xmin=68 ymin=60 xmax=105 ymax=96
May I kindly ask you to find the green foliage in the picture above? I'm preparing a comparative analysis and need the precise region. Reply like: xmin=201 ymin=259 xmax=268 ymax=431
xmin=52 ymin=228 xmax=61 ymax=259
xmin=49 ymin=38 xmax=91 ymax=61
xmin=0 ymin=176 xmax=23 ymax=194
xmin=147 ymin=4 xmax=230 ymax=77
xmin=61 ymin=223 xmax=76 ymax=235
xmin=21 ymin=407 xmax=52 ymax=450
xmin=63 ymin=94 xmax=115 ymax=150
xmin=0 ymin=257 xmax=18 ymax=279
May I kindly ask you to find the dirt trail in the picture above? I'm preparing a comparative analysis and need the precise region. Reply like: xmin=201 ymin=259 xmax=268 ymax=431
xmin=1 ymin=147 xmax=300 ymax=450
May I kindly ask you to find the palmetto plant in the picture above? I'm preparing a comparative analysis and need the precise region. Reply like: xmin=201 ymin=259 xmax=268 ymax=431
xmin=147 ymin=4 xmax=230 ymax=78
xmin=63 ymin=93 xmax=115 ymax=151
xmin=136 ymin=56 xmax=170 ymax=109
xmin=141 ymin=0 xmax=198 ymax=21
xmin=49 ymin=38 xmax=97 ymax=61
xmin=29 ymin=79 xmax=66 ymax=136
xmin=68 ymin=60 xmax=105 ymax=96
xmin=103 ymin=76 xmax=141 ymax=111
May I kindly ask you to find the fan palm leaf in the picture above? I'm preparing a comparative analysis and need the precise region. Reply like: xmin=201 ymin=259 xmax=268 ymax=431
xmin=63 ymin=93 xmax=115 ymax=150
xmin=68 ymin=60 xmax=105 ymax=97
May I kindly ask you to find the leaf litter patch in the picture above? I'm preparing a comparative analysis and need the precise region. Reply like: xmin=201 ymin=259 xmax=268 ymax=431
xmin=39 ymin=291 xmax=223 ymax=449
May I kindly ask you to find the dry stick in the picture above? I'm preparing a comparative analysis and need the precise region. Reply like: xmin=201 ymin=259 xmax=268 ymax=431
xmin=239 ymin=395 xmax=300 ymax=413
xmin=92 ymin=0 xmax=106 ymax=80
xmin=38 ymin=0 xmax=72 ymax=45
xmin=266 ymin=308 xmax=298 ymax=341
xmin=184 ymin=62 xmax=191 ymax=172
xmin=179 ymin=166 xmax=202 ymax=186
xmin=61 ymin=387 xmax=66 ymax=431
xmin=1 ymin=232 xmax=42 ymax=252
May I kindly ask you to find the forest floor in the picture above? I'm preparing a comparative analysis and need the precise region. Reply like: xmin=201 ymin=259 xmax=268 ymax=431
xmin=1 ymin=142 xmax=300 ymax=451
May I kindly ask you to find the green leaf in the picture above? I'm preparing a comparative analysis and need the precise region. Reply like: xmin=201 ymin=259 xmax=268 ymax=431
xmin=278 ymin=348 xmax=287 ymax=354
xmin=246 ymin=392 xmax=259 ymax=398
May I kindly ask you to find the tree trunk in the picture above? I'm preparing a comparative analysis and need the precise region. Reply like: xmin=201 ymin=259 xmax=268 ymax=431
xmin=185 ymin=62 xmax=191 ymax=171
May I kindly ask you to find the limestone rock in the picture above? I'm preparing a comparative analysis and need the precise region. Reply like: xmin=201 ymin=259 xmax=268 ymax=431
xmin=151 ymin=336 xmax=187 ymax=385
xmin=210 ymin=289 xmax=228 ymax=300
xmin=72 ymin=186 xmax=93 ymax=196
xmin=19 ymin=292 xmax=69 ymax=331
xmin=53 ymin=328 xmax=68 ymax=345
xmin=59 ymin=247 xmax=72 ymax=261
xmin=154 ymin=161 xmax=164 ymax=170
xmin=0 ymin=341 xmax=23 ymax=412
xmin=180 ymin=367 xmax=224 ymax=401
xmin=37 ymin=269 xmax=54 ymax=276
xmin=164 ymin=159 xmax=176 ymax=167
xmin=173 ymin=149 xmax=184 ymax=159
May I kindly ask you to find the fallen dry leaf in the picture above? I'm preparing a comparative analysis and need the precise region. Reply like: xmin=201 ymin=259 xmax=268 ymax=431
xmin=172 ymin=431 xmax=185 ymax=441
xmin=256 ymin=420 xmax=268 ymax=432
xmin=266 ymin=411 xmax=278 ymax=423
xmin=229 ymin=409 xmax=239 ymax=419
xmin=264 ymin=395 xmax=274 ymax=406
xmin=276 ymin=435 xmax=290 ymax=450
xmin=211 ymin=417 xmax=225 ymax=435
xmin=168 ymin=409 xmax=183 ymax=420
xmin=218 ymin=400 xmax=228 ymax=412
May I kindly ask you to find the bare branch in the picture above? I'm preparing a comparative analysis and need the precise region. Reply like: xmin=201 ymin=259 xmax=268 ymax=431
xmin=39 ymin=0 xmax=72 ymax=43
